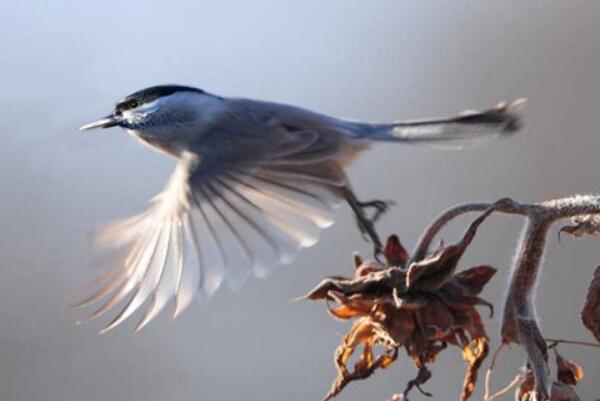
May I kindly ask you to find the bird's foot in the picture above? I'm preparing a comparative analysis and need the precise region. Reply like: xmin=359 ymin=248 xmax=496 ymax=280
xmin=351 ymin=198 xmax=395 ymax=262
xmin=355 ymin=199 xmax=395 ymax=224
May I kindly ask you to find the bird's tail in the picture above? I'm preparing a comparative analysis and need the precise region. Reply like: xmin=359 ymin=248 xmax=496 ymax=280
xmin=351 ymin=98 xmax=526 ymax=148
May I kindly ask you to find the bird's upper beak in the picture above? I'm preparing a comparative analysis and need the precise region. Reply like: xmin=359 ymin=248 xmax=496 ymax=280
xmin=79 ymin=114 xmax=121 ymax=131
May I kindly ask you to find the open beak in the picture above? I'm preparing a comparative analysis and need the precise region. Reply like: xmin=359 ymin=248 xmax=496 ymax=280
xmin=79 ymin=114 xmax=121 ymax=131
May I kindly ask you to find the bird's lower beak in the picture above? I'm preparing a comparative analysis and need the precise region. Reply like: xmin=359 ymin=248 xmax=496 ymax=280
xmin=79 ymin=115 xmax=121 ymax=131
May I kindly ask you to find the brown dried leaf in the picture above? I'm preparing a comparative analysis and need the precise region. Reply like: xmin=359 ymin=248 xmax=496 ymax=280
xmin=417 ymin=300 xmax=455 ymax=341
xmin=384 ymin=235 xmax=409 ymax=267
xmin=554 ymin=351 xmax=584 ymax=386
xmin=302 ymin=278 xmax=344 ymax=301
xmin=353 ymin=252 xmax=363 ymax=268
xmin=437 ymin=284 xmax=495 ymax=318
xmin=451 ymin=265 xmax=497 ymax=296
xmin=406 ymin=207 xmax=496 ymax=291
xmin=436 ymin=266 xmax=496 ymax=318
xmin=453 ymin=306 xmax=488 ymax=340
xmin=303 ymin=268 xmax=406 ymax=302
xmin=324 ymin=318 xmax=398 ymax=401
xmin=582 ymin=266 xmax=600 ymax=343
xmin=461 ymin=336 xmax=489 ymax=401
xmin=326 ymin=292 xmax=374 ymax=319
xmin=390 ymin=290 xmax=428 ymax=310
xmin=378 ymin=305 xmax=415 ymax=346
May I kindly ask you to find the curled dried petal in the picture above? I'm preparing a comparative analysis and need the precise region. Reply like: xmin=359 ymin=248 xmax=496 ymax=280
xmin=384 ymin=235 xmax=409 ymax=267
xmin=461 ymin=336 xmax=489 ymax=401
xmin=378 ymin=305 xmax=415 ymax=345
xmin=417 ymin=300 xmax=455 ymax=341
xmin=406 ymin=207 xmax=496 ymax=290
xmin=303 ymin=278 xmax=343 ymax=301
xmin=451 ymin=265 xmax=497 ymax=296
xmin=326 ymin=291 xmax=374 ymax=319
xmin=581 ymin=266 xmax=600 ymax=343
xmin=455 ymin=307 xmax=488 ymax=340
xmin=554 ymin=350 xmax=584 ymax=386
xmin=324 ymin=319 xmax=398 ymax=401
xmin=437 ymin=267 xmax=496 ymax=318
xmin=353 ymin=252 xmax=363 ymax=268
xmin=390 ymin=289 xmax=428 ymax=310
xmin=303 ymin=268 xmax=407 ymax=302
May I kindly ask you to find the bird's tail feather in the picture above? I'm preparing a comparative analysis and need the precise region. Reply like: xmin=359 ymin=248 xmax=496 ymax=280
xmin=354 ymin=98 xmax=526 ymax=149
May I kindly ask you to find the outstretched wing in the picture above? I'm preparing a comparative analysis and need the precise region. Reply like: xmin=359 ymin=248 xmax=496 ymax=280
xmin=76 ymin=128 xmax=356 ymax=333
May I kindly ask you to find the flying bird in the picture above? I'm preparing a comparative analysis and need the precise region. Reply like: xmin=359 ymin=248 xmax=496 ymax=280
xmin=77 ymin=85 xmax=524 ymax=332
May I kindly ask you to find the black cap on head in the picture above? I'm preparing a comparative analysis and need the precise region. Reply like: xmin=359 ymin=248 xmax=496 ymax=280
xmin=116 ymin=85 xmax=205 ymax=113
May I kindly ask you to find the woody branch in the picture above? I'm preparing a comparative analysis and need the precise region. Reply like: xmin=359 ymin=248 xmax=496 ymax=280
xmin=411 ymin=194 xmax=600 ymax=401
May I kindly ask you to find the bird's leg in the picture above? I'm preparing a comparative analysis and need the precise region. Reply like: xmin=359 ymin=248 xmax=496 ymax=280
xmin=342 ymin=189 xmax=392 ymax=260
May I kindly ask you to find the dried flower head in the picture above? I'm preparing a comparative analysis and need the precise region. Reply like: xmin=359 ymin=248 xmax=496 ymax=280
xmin=304 ymin=208 xmax=498 ymax=401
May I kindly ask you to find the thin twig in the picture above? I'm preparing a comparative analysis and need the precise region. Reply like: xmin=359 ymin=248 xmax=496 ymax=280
xmin=545 ymin=338 xmax=600 ymax=349
xmin=483 ymin=342 xmax=504 ymax=399
xmin=486 ymin=374 xmax=524 ymax=401
xmin=484 ymin=343 xmax=525 ymax=401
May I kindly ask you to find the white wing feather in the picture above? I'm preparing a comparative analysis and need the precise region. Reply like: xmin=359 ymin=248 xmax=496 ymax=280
xmin=76 ymin=132 xmax=349 ymax=332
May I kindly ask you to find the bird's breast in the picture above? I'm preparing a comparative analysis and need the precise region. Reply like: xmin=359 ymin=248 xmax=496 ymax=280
xmin=126 ymin=129 xmax=188 ymax=158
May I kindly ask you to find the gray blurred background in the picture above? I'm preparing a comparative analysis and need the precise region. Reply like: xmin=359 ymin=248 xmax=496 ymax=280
xmin=1 ymin=1 xmax=599 ymax=400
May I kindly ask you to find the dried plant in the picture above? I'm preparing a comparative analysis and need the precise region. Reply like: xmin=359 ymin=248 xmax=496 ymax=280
xmin=304 ymin=195 xmax=600 ymax=401
xmin=515 ymin=348 xmax=585 ymax=401
xmin=581 ymin=266 xmax=600 ymax=344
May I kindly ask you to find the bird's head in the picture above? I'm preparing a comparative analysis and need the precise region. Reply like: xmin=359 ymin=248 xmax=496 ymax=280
xmin=79 ymin=85 xmax=215 ymax=135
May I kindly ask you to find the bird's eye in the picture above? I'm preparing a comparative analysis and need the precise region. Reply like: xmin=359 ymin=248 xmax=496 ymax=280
xmin=129 ymin=100 xmax=138 ymax=108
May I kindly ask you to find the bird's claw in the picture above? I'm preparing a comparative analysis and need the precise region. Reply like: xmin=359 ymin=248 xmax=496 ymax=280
xmin=351 ymin=198 xmax=393 ymax=260
xmin=356 ymin=199 xmax=395 ymax=224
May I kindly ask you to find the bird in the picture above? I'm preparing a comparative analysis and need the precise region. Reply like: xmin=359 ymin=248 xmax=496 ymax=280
xmin=77 ymin=84 xmax=525 ymax=333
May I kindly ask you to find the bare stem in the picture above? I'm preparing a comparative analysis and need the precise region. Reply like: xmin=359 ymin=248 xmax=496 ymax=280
xmin=412 ymin=194 xmax=600 ymax=260
xmin=410 ymin=198 xmax=527 ymax=262
xmin=484 ymin=343 xmax=524 ymax=401
xmin=545 ymin=338 xmax=600 ymax=349
xmin=486 ymin=374 xmax=524 ymax=401
xmin=411 ymin=203 xmax=494 ymax=262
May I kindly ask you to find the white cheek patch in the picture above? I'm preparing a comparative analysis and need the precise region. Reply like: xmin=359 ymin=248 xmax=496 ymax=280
xmin=122 ymin=110 xmax=136 ymax=124
xmin=123 ymin=99 xmax=160 ymax=125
